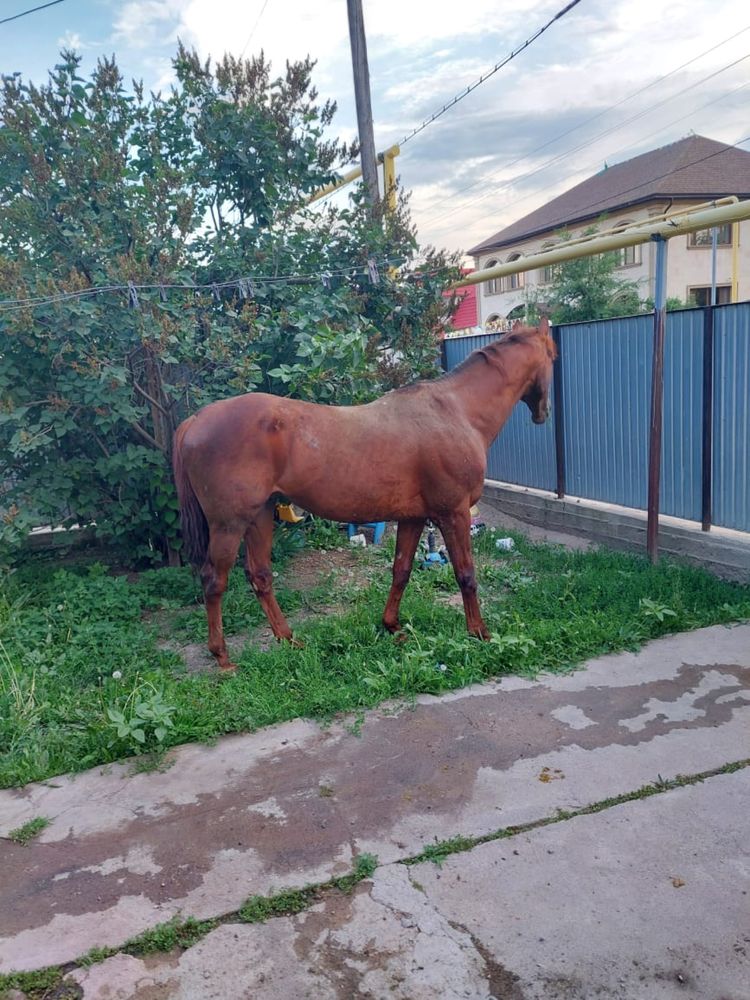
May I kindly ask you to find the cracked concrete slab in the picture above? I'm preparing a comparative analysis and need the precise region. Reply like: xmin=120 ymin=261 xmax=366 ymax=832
xmin=64 ymin=770 xmax=750 ymax=999
xmin=1 ymin=623 xmax=749 ymax=975
xmin=412 ymin=768 xmax=750 ymax=1000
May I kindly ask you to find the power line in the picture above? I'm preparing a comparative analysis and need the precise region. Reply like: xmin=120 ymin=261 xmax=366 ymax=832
xmin=552 ymin=132 xmax=750 ymax=224
xmin=398 ymin=0 xmax=583 ymax=148
xmin=436 ymin=134 xmax=750 ymax=255
xmin=422 ymin=51 xmax=750 ymax=231
xmin=0 ymin=0 xmax=66 ymax=26
xmin=427 ymin=78 xmax=750 ymax=237
xmin=419 ymin=24 xmax=750 ymax=221
xmin=238 ymin=0 xmax=271 ymax=60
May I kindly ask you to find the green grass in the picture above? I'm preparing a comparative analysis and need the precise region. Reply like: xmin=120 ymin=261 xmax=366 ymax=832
xmin=7 ymin=816 xmax=50 ymax=845
xmin=1 ymin=527 xmax=748 ymax=788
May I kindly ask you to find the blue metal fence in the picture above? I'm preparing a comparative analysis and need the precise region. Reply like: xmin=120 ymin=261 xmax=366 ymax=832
xmin=443 ymin=301 xmax=750 ymax=533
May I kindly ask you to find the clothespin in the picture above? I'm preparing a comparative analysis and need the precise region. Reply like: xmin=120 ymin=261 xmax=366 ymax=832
xmin=321 ymin=271 xmax=331 ymax=290
xmin=211 ymin=284 xmax=221 ymax=302
xmin=159 ymin=285 xmax=167 ymax=302
xmin=127 ymin=282 xmax=139 ymax=309
xmin=367 ymin=258 xmax=380 ymax=285
xmin=238 ymin=278 xmax=250 ymax=299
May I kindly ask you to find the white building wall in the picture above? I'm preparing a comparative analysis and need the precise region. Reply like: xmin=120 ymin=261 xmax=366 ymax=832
xmin=474 ymin=202 xmax=749 ymax=329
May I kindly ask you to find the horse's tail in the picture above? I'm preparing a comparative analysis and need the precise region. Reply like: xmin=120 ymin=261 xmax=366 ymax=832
xmin=172 ymin=419 xmax=209 ymax=569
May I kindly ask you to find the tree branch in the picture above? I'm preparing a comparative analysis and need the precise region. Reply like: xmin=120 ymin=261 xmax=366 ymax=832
xmin=132 ymin=379 xmax=170 ymax=415
xmin=128 ymin=421 xmax=166 ymax=453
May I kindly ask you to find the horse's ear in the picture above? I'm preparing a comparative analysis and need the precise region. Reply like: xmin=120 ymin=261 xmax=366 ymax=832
xmin=538 ymin=316 xmax=550 ymax=335
xmin=511 ymin=320 xmax=522 ymax=331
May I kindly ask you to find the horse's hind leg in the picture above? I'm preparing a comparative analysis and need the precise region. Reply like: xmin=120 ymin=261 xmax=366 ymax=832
xmin=202 ymin=527 xmax=243 ymax=672
xmin=244 ymin=504 xmax=295 ymax=642
xmin=382 ymin=518 xmax=425 ymax=635
xmin=437 ymin=508 xmax=490 ymax=641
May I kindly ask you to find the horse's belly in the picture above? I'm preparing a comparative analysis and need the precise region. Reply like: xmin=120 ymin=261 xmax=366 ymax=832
xmin=282 ymin=477 xmax=426 ymax=524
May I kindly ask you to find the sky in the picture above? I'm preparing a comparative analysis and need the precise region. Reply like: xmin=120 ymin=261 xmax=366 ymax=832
xmin=1 ymin=0 xmax=749 ymax=261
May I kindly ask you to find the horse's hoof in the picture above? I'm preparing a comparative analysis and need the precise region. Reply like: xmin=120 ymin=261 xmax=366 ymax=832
xmin=281 ymin=635 xmax=304 ymax=649
xmin=217 ymin=662 xmax=239 ymax=675
xmin=471 ymin=626 xmax=491 ymax=641
xmin=383 ymin=623 xmax=408 ymax=644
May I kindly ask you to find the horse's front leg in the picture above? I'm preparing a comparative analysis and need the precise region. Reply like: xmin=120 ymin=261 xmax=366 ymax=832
xmin=436 ymin=508 xmax=490 ymax=641
xmin=382 ymin=518 xmax=425 ymax=636
xmin=244 ymin=504 xmax=296 ymax=644
xmin=202 ymin=527 xmax=243 ymax=672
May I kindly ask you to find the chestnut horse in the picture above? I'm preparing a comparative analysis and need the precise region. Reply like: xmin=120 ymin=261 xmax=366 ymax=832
xmin=172 ymin=319 xmax=556 ymax=671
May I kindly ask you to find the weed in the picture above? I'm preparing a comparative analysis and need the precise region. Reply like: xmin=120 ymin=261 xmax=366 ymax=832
xmin=334 ymin=852 xmax=378 ymax=890
xmin=639 ymin=597 xmax=678 ymax=623
xmin=7 ymin=816 xmax=50 ymax=845
xmin=106 ymin=682 xmax=176 ymax=751
xmin=123 ymin=915 xmax=217 ymax=955
xmin=239 ymin=887 xmax=315 ymax=923
xmin=0 ymin=966 xmax=65 ymax=999
xmin=302 ymin=517 xmax=349 ymax=551
xmin=239 ymin=852 xmax=378 ymax=923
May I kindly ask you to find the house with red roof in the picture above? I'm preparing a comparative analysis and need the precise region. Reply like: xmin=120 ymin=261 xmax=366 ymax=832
xmin=468 ymin=135 xmax=750 ymax=326
xmin=443 ymin=269 xmax=479 ymax=337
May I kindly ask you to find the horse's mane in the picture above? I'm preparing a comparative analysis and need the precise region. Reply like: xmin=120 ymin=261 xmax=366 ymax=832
xmin=444 ymin=323 xmax=556 ymax=381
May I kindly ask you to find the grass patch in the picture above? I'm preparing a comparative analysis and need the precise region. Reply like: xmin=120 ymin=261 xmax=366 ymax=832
xmin=7 ymin=816 xmax=50 ymax=845
xmin=1 ymin=528 xmax=749 ymax=788
xmin=0 ymin=966 xmax=67 ymax=1000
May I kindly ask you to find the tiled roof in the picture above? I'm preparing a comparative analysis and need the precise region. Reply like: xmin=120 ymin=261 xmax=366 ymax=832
xmin=468 ymin=135 xmax=750 ymax=256
xmin=444 ymin=271 xmax=477 ymax=331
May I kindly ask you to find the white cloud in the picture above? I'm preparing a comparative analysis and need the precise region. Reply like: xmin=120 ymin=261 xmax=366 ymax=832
xmin=58 ymin=30 xmax=84 ymax=50
xmin=49 ymin=0 xmax=750 ymax=256
xmin=113 ymin=0 xmax=183 ymax=51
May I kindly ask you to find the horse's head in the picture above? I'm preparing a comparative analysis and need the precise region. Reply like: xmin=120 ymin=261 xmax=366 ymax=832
xmin=513 ymin=317 xmax=557 ymax=424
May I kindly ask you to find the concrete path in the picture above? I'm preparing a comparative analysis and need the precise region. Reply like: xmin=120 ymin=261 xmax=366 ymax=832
xmin=1 ymin=623 xmax=749 ymax=998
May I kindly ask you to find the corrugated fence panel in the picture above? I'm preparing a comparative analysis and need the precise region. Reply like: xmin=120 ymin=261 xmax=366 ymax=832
xmin=443 ymin=303 xmax=749 ymax=532
xmin=443 ymin=335 xmax=556 ymax=490
xmin=561 ymin=316 xmax=652 ymax=509
xmin=713 ymin=304 xmax=750 ymax=531
xmin=661 ymin=309 xmax=704 ymax=521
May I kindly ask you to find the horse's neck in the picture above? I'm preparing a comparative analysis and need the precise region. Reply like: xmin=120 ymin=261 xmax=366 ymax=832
xmin=448 ymin=355 xmax=531 ymax=446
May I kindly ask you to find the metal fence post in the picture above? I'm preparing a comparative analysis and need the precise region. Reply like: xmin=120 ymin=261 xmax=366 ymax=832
xmin=647 ymin=235 xmax=668 ymax=562
xmin=701 ymin=306 xmax=714 ymax=531
xmin=552 ymin=324 xmax=566 ymax=499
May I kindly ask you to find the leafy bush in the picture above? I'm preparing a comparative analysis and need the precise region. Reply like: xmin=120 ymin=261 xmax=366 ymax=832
xmin=0 ymin=47 xmax=459 ymax=566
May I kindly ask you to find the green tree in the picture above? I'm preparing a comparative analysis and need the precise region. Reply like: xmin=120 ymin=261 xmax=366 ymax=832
xmin=545 ymin=230 xmax=642 ymax=324
xmin=0 ymin=49 xmax=458 ymax=565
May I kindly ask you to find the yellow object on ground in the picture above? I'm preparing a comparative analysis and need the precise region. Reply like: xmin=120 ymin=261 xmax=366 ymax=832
xmin=276 ymin=503 xmax=305 ymax=524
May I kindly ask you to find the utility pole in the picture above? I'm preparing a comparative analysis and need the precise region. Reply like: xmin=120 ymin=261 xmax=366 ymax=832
xmin=347 ymin=0 xmax=379 ymax=209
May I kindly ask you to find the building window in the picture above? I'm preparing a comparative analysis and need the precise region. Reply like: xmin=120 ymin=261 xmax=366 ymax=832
xmin=500 ymin=253 xmax=524 ymax=293
xmin=689 ymin=224 xmax=732 ymax=247
xmin=618 ymin=244 xmax=641 ymax=267
xmin=484 ymin=260 xmax=499 ymax=295
xmin=539 ymin=242 xmax=557 ymax=284
xmin=688 ymin=285 xmax=731 ymax=306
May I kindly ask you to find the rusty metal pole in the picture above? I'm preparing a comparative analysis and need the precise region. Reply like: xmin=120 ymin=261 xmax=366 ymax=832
xmin=646 ymin=235 xmax=668 ymax=562
xmin=551 ymin=324 xmax=566 ymax=499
